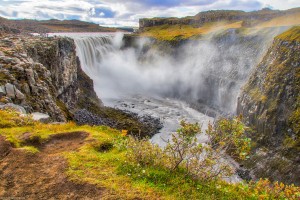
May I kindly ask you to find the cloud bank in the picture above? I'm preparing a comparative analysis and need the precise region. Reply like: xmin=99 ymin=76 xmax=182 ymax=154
xmin=0 ymin=0 xmax=299 ymax=27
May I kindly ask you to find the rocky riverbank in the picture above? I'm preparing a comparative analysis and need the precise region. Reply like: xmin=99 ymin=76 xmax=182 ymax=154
xmin=75 ymin=109 xmax=162 ymax=138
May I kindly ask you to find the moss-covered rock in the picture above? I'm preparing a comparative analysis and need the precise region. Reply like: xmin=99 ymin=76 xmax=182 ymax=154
xmin=237 ymin=26 xmax=300 ymax=185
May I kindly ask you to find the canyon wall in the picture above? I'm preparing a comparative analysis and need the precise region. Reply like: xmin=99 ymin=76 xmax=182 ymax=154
xmin=0 ymin=35 xmax=102 ymax=121
xmin=237 ymin=27 xmax=300 ymax=185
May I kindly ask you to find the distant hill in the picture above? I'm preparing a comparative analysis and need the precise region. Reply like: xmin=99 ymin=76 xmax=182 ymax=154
xmin=0 ymin=17 xmax=119 ymax=34
xmin=139 ymin=8 xmax=300 ymax=40
xmin=139 ymin=8 xmax=300 ymax=30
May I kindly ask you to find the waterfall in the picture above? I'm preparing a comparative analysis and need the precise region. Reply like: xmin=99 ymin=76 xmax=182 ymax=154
xmin=74 ymin=36 xmax=114 ymax=77
xmin=72 ymin=30 xmax=278 ymax=114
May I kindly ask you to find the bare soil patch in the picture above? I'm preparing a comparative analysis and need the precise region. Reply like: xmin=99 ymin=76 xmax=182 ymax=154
xmin=0 ymin=132 xmax=104 ymax=199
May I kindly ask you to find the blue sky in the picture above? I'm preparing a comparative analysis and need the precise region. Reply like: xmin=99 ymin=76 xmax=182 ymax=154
xmin=0 ymin=0 xmax=299 ymax=27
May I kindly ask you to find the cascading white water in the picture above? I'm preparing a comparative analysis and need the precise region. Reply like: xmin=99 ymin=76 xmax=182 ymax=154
xmin=73 ymin=30 xmax=275 ymax=114
xmin=70 ymin=30 xmax=279 ymax=147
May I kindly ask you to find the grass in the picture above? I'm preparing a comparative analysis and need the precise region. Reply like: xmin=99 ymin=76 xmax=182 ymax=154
xmin=118 ymin=164 xmax=248 ymax=200
xmin=19 ymin=146 xmax=40 ymax=154
xmin=65 ymin=142 xmax=165 ymax=199
xmin=64 ymin=128 xmax=250 ymax=200
xmin=0 ymin=109 xmax=299 ymax=199
xmin=276 ymin=26 xmax=300 ymax=42
xmin=140 ymin=21 xmax=243 ymax=40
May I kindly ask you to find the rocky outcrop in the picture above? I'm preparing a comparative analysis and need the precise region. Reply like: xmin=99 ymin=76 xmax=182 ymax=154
xmin=237 ymin=26 xmax=300 ymax=185
xmin=74 ymin=108 xmax=162 ymax=138
xmin=0 ymin=35 xmax=102 ymax=122
xmin=26 ymin=37 xmax=80 ymax=111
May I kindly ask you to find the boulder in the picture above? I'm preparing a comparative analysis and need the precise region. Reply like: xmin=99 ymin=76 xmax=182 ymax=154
xmin=0 ymin=85 xmax=6 ymax=97
xmin=0 ymin=55 xmax=15 ymax=64
xmin=15 ymin=88 xmax=25 ymax=100
xmin=5 ymin=83 xmax=15 ymax=98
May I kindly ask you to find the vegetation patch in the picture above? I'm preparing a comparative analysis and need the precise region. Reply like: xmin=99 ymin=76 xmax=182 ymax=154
xmin=0 ymin=109 xmax=299 ymax=199
xmin=140 ymin=21 xmax=243 ymax=41
xmin=275 ymin=26 xmax=300 ymax=42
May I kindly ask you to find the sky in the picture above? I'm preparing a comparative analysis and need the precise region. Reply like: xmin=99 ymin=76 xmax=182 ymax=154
xmin=0 ymin=0 xmax=299 ymax=27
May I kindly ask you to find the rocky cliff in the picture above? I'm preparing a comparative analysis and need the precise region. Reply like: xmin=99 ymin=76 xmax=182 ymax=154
xmin=0 ymin=35 xmax=102 ymax=122
xmin=237 ymin=26 xmax=300 ymax=185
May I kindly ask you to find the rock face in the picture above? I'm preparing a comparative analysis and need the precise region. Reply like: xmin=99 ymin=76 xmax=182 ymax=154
xmin=237 ymin=27 xmax=300 ymax=185
xmin=26 ymin=37 xmax=80 ymax=111
xmin=0 ymin=35 xmax=102 ymax=122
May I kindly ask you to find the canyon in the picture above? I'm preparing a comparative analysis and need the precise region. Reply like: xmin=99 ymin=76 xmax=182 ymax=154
xmin=0 ymin=8 xmax=299 ymax=199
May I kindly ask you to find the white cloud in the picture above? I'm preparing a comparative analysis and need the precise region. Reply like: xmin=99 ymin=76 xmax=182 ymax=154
xmin=0 ymin=0 xmax=299 ymax=27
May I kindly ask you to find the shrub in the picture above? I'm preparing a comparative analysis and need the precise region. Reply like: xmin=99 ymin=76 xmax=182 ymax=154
xmin=120 ymin=119 xmax=300 ymax=199
xmin=245 ymin=179 xmax=300 ymax=199
xmin=124 ymin=118 xmax=250 ymax=181
xmin=206 ymin=115 xmax=251 ymax=160
xmin=164 ymin=120 xmax=235 ymax=181
xmin=126 ymin=136 xmax=168 ymax=167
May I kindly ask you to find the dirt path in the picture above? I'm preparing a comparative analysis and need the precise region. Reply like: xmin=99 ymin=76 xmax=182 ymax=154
xmin=0 ymin=132 xmax=104 ymax=200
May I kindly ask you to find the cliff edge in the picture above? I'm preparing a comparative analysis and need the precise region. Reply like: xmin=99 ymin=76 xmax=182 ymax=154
xmin=0 ymin=35 xmax=102 ymax=121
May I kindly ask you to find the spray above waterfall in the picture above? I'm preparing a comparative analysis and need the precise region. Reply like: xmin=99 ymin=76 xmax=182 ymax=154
xmin=73 ymin=29 xmax=279 ymax=114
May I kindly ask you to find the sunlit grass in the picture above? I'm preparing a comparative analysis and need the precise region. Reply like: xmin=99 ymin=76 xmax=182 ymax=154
xmin=65 ymin=135 xmax=165 ymax=199
xmin=19 ymin=145 xmax=40 ymax=154
xmin=1 ymin=109 xmax=299 ymax=199
xmin=140 ymin=21 xmax=243 ymax=40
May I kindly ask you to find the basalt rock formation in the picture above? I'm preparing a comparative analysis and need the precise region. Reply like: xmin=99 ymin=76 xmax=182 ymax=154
xmin=237 ymin=26 xmax=300 ymax=185
xmin=0 ymin=35 xmax=102 ymax=121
